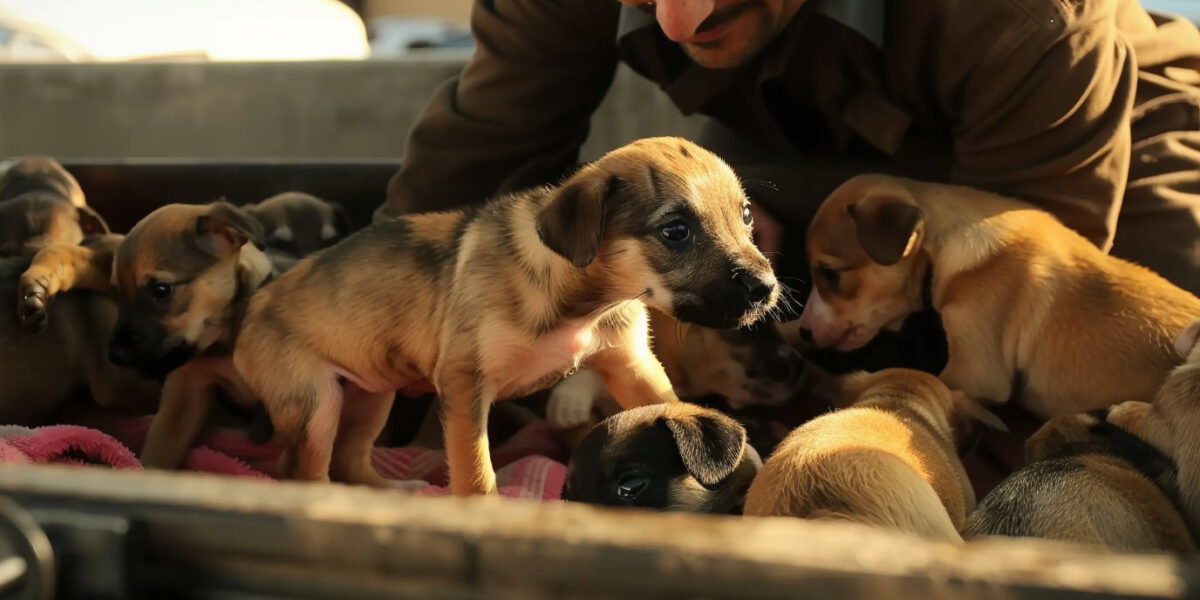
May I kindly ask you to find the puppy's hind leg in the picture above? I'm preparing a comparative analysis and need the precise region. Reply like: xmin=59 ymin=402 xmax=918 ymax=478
xmin=330 ymin=388 xmax=395 ymax=488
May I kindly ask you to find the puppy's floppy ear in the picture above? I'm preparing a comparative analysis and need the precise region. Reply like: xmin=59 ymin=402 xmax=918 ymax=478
xmin=76 ymin=205 xmax=110 ymax=236
xmin=1175 ymin=318 xmax=1200 ymax=360
xmin=846 ymin=195 xmax=924 ymax=266
xmin=537 ymin=174 xmax=616 ymax=268
xmin=196 ymin=199 xmax=266 ymax=256
xmin=659 ymin=409 xmax=747 ymax=487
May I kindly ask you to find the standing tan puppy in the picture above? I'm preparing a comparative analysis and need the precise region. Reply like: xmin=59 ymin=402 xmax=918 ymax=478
xmin=966 ymin=407 xmax=1194 ymax=554
xmin=233 ymin=137 xmax=780 ymax=495
xmin=1108 ymin=317 xmax=1200 ymax=543
xmin=798 ymin=174 xmax=1200 ymax=418
xmin=744 ymin=368 xmax=1002 ymax=542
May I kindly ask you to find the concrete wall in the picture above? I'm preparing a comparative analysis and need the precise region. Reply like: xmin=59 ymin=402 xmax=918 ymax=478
xmin=0 ymin=55 xmax=706 ymax=164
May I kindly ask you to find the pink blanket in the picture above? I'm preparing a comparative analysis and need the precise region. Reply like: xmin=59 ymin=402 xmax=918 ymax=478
xmin=0 ymin=406 xmax=568 ymax=501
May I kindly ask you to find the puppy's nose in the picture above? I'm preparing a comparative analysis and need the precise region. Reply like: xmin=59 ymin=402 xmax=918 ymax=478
xmin=798 ymin=328 xmax=814 ymax=343
xmin=734 ymin=271 xmax=773 ymax=304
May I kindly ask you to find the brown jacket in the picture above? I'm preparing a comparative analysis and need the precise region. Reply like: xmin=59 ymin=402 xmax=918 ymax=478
xmin=381 ymin=0 xmax=1200 ymax=253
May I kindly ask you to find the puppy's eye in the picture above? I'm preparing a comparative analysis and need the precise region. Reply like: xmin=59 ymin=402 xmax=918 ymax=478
xmin=616 ymin=473 xmax=649 ymax=502
xmin=742 ymin=204 xmax=753 ymax=226
xmin=660 ymin=221 xmax=691 ymax=246
xmin=148 ymin=282 xmax=174 ymax=302
xmin=817 ymin=265 xmax=840 ymax=289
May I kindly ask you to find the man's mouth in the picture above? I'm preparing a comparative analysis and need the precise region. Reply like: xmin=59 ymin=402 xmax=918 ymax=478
xmin=683 ymin=1 xmax=760 ymax=45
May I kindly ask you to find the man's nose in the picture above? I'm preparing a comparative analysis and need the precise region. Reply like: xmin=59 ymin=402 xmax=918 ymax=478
xmin=654 ymin=0 xmax=716 ymax=41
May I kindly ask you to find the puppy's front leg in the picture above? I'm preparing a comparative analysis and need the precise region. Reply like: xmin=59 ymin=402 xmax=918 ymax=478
xmin=141 ymin=364 xmax=215 ymax=470
xmin=439 ymin=373 xmax=497 ymax=496
xmin=938 ymin=304 xmax=1011 ymax=405
xmin=589 ymin=344 xmax=680 ymax=409
xmin=19 ymin=242 xmax=115 ymax=329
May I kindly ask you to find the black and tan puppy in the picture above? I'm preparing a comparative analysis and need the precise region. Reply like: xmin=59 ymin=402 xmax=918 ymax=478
xmin=0 ymin=243 xmax=159 ymax=424
xmin=232 ymin=137 xmax=780 ymax=495
xmin=243 ymin=191 xmax=352 ymax=268
xmin=1106 ymin=317 xmax=1200 ymax=542
xmin=17 ymin=201 xmax=278 ymax=467
xmin=562 ymin=402 xmax=761 ymax=513
xmin=0 ymin=157 xmax=108 ymax=256
xmin=744 ymin=368 xmax=1003 ymax=542
xmin=965 ymin=407 xmax=1194 ymax=554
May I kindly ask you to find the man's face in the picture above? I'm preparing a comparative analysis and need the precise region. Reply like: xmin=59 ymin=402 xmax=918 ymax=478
xmin=622 ymin=0 xmax=804 ymax=69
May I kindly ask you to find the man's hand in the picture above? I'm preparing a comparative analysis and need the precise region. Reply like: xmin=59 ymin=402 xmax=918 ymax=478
xmin=749 ymin=201 xmax=784 ymax=267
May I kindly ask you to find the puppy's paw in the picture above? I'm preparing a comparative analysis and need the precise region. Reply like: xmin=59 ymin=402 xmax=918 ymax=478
xmin=547 ymin=370 xmax=605 ymax=429
xmin=17 ymin=270 xmax=56 ymax=332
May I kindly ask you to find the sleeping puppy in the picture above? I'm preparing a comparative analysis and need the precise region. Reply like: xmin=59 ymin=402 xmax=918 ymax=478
xmin=0 ymin=157 xmax=108 ymax=256
xmin=562 ymin=402 xmax=761 ymax=514
xmin=965 ymin=407 xmax=1194 ymax=554
xmin=243 ymin=191 xmax=352 ymax=268
xmin=232 ymin=137 xmax=779 ymax=495
xmin=743 ymin=368 xmax=1003 ymax=542
xmin=1107 ymin=317 xmax=1200 ymax=543
xmin=797 ymin=174 xmax=1200 ymax=419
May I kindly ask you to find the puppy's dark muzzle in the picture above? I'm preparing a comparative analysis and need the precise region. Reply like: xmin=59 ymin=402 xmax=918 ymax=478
xmin=108 ymin=321 xmax=196 ymax=379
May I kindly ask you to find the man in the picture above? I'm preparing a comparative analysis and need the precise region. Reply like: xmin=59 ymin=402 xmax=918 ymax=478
xmin=381 ymin=0 xmax=1200 ymax=314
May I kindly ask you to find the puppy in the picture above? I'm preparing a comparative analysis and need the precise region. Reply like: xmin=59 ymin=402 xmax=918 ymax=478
xmin=243 ymin=191 xmax=352 ymax=268
xmin=743 ymin=368 xmax=1002 ymax=542
xmin=0 ymin=244 xmax=159 ymax=424
xmin=797 ymin=174 xmax=1200 ymax=418
xmin=545 ymin=308 xmax=806 ymax=433
xmin=17 ymin=201 xmax=279 ymax=468
xmin=965 ymin=407 xmax=1194 ymax=554
xmin=0 ymin=156 xmax=87 ymax=208
xmin=0 ymin=157 xmax=108 ymax=256
xmin=232 ymin=137 xmax=779 ymax=495
xmin=562 ymin=402 xmax=761 ymax=513
xmin=1107 ymin=317 xmax=1200 ymax=543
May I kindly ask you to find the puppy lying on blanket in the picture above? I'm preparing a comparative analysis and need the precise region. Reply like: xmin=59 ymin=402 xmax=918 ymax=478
xmin=966 ymin=406 xmax=1194 ymax=554
xmin=798 ymin=174 xmax=1200 ymax=418
xmin=232 ymin=137 xmax=779 ymax=496
xmin=744 ymin=368 xmax=1003 ymax=542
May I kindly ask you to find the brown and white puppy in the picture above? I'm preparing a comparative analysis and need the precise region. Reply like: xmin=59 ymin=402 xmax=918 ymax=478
xmin=0 ymin=157 xmax=108 ymax=256
xmin=17 ymin=201 xmax=279 ymax=468
xmin=243 ymin=191 xmax=352 ymax=268
xmin=965 ymin=407 xmax=1194 ymax=554
xmin=1107 ymin=317 xmax=1200 ymax=543
xmin=797 ymin=174 xmax=1200 ymax=418
xmin=743 ymin=368 xmax=1003 ymax=542
xmin=562 ymin=402 xmax=761 ymax=513
xmin=232 ymin=137 xmax=780 ymax=495
xmin=0 ymin=242 xmax=159 ymax=424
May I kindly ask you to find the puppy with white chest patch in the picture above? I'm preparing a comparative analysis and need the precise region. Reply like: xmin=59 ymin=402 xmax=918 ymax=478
xmin=966 ymin=406 xmax=1194 ymax=554
xmin=233 ymin=137 xmax=780 ymax=495
xmin=798 ymin=174 xmax=1200 ymax=418
xmin=744 ymin=368 xmax=1003 ymax=542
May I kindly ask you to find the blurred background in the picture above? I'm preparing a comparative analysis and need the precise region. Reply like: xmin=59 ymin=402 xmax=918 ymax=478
xmin=0 ymin=0 xmax=702 ymax=164
xmin=0 ymin=1 xmax=1195 ymax=164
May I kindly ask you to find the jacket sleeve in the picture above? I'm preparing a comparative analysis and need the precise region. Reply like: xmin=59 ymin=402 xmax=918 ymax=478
xmin=948 ymin=0 xmax=1135 ymax=251
xmin=376 ymin=0 xmax=621 ymax=221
